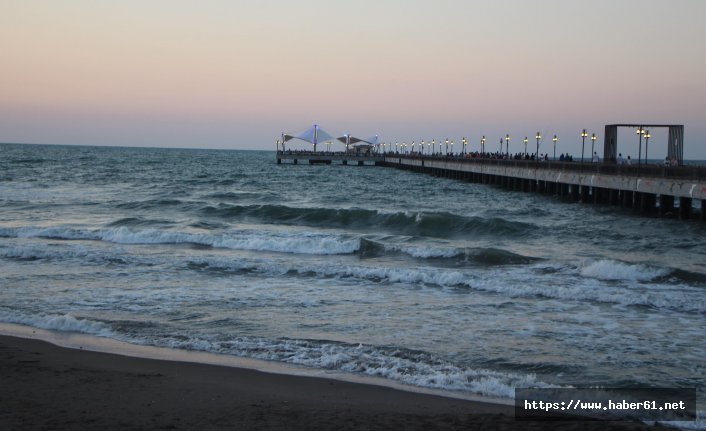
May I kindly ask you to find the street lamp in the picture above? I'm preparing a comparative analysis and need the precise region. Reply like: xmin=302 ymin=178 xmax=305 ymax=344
xmin=636 ymin=127 xmax=646 ymax=173
xmin=523 ymin=137 xmax=528 ymax=156
xmin=552 ymin=135 xmax=557 ymax=160
xmin=421 ymin=140 xmax=425 ymax=155
xmin=445 ymin=138 xmax=449 ymax=154
xmin=462 ymin=137 xmax=467 ymax=154
xmin=591 ymin=133 xmax=597 ymax=162
xmin=644 ymin=130 xmax=651 ymax=162
xmin=505 ymin=134 xmax=510 ymax=156
xmin=432 ymin=139 xmax=436 ymax=154
xmin=535 ymin=132 xmax=541 ymax=161
xmin=450 ymin=140 xmax=454 ymax=155
xmin=481 ymin=136 xmax=486 ymax=156
xmin=412 ymin=141 xmax=416 ymax=153
xmin=276 ymin=139 xmax=281 ymax=152
xmin=581 ymin=129 xmax=588 ymax=166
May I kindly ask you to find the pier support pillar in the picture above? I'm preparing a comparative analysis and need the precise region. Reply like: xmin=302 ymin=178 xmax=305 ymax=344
xmin=293 ymin=159 xmax=298 ymax=165
xmin=580 ymin=185 xmax=590 ymax=203
xmin=638 ymin=193 xmax=656 ymax=214
xmin=593 ymin=188 xmax=601 ymax=204
xmin=358 ymin=161 xmax=364 ymax=166
xmin=277 ymin=158 xmax=281 ymax=165
xmin=342 ymin=160 xmax=348 ymax=165
xmin=659 ymin=195 xmax=674 ymax=216
xmin=679 ymin=197 xmax=692 ymax=219
xmin=622 ymin=190 xmax=634 ymax=208
xmin=609 ymin=189 xmax=619 ymax=206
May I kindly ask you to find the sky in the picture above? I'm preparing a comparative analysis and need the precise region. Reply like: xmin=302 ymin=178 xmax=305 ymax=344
xmin=2 ymin=0 xmax=705 ymax=158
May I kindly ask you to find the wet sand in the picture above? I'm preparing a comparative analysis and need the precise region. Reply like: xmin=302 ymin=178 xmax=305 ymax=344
xmin=0 ymin=335 xmax=668 ymax=430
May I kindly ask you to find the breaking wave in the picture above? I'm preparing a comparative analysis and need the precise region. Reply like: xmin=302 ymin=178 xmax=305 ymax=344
xmin=200 ymin=204 xmax=536 ymax=238
xmin=0 ymin=309 xmax=112 ymax=336
xmin=187 ymin=257 xmax=705 ymax=313
xmin=0 ymin=226 xmax=360 ymax=256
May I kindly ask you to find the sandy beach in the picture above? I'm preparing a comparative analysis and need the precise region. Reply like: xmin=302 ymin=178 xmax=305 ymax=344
xmin=0 ymin=335 xmax=671 ymax=430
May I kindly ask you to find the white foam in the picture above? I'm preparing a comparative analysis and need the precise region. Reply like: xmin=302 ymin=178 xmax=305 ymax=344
xmin=0 ymin=309 xmax=112 ymax=337
xmin=156 ymin=335 xmax=560 ymax=399
xmin=386 ymin=244 xmax=460 ymax=258
xmin=190 ymin=257 xmax=704 ymax=313
xmin=579 ymin=259 xmax=670 ymax=281
xmin=0 ymin=225 xmax=360 ymax=256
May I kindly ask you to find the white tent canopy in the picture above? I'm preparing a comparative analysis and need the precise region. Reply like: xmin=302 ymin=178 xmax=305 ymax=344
xmin=282 ymin=125 xmax=378 ymax=151
xmin=283 ymin=124 xmax=334 ymax=146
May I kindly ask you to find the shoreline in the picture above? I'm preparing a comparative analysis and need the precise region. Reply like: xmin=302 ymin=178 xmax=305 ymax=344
xmin=0 ymin=322 xmax=509 ymax=405
xmin=1 ymin=326 xmax=669 ymax=430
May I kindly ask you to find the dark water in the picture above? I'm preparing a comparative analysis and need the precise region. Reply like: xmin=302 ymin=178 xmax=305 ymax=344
xmin=1 ymin=143 xmax=704 ymax=414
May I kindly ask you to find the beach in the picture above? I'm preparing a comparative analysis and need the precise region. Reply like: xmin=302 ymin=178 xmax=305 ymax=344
xmin=1 ymin=334 xmax=670 ymax=430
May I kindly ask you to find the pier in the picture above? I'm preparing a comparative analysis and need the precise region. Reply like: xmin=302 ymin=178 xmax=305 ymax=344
xmin=276 ymin=123 xmax=705 ymax=220
xmin=276 ymin=150 xmax=706 ymax=220
xmin=381 ymin=155 xmax=706 ymax=220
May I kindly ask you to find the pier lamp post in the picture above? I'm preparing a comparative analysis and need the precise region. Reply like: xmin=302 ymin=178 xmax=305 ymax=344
xmin=591 ymin=133 xmax=597 ymax=162
xmin=505 ymin=134 xmax=510 ymax=157
xmin=276 ymin=139 xmax=281 ymax=153
xmin=445 ymin=138 xmax=449 ymax=154
xmin=499 ymin=138 xmax=503 ymax=154
xmin=450 ymin=140 xmax=454 ymax=155
xmin=432 ymin=139 xmax=436 ymax=154
xmin=462 ymin=137 xmax=467 ymax=155
xmin=552 ymin=135 xmax=557 ymax=160
xmin=535 ymin=132 xmax=541 ymax=161
xmin=481 ymin=136 xmax=486 ymax=156
xmin=421 ymin=140 xmax=425 ymax=155
xmin=644 ymin=130 xmax=651 ymax=162
xmin=636 ymin=127 xmax=645 ymax=174
xmin=581 ymin=129 xmax=588 ymax=166
xmin=523 ymin=137 xmax=528 ymax=156
xmin=412 ymin=141 xmax=416 ymax=154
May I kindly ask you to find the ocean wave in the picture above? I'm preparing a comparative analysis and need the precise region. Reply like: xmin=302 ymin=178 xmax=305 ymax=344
xmin=106 ymin=217 xmax=176 ymax=228
xmin=0 ymin=309 xmax=112 ymax=336
xmin=383 ymin=243 xmax=542 ymax=265
xmin=0 ymin=226 xmax=360 ymax=256
xmin=189 ymin=257 xmax=705 ymax=313
xmin=200 ymin=204 xmax=536 ymax=239
xmin=0 ymin=244 xmax=136 ymax=266
xmin=115 ymin=198 xmax=186 ymax=210
xmin=579 ymin=259 xmax=670 ymax=281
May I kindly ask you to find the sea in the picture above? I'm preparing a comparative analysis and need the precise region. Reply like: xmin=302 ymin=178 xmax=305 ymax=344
xmin=1 ymin=143 xmax=704 ymax=425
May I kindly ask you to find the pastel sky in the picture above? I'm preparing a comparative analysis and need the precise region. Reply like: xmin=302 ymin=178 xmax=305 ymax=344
xmin=2 ymin=0 xmax=705 ymax=158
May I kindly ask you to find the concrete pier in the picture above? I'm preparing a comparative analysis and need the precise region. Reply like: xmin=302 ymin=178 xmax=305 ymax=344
xmin=275 ymin=151 xmax=706 ymax=220
xmin=379 ymin=155 xmax=706 ymax=220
